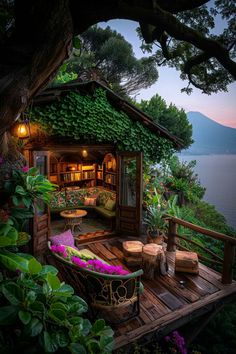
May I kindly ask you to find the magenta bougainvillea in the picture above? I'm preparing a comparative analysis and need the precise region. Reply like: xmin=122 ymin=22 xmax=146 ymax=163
xmin=51 ymin=245 xmax=129 ymax=275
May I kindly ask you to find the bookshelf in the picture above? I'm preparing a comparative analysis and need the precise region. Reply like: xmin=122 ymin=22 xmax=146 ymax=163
xmin=49 ymin=155 xmax=117 ymax=191
xmin=49 ymin=162 xmax=97 ymax=187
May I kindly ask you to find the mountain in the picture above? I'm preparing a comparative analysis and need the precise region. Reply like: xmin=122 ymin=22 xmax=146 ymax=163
xmin=183 ymin=111 xmax=236 ymax=155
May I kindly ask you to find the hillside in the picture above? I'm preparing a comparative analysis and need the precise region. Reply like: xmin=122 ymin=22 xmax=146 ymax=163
xmin=183 ymin=111 xmax=236 ymax=155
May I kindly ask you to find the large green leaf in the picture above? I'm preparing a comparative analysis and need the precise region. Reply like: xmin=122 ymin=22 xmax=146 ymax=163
xmin=2 ymin=282 xmax=24 ymax=305
xmin=18 ymin=310 xmax=32 ymax=324
xmin=0 ymin=250 xmax=30 ymax=272
xmin=15 ymin=185 xmax=26 ymax=195
xmin=47 ymin=273 xmax=61 ymax=290
xmin=70 ymin=343 xmax=87 ymax=354
xmin=52 ymin=283 xmax=74 ymax=297
xmin=0 ymin=225 xmax=18 ymax=247
xmin=17 ymin=252 xmax=42 ymax=274
xmin=29 ymin=300 xmax=45 ymax=313
xmin=100 ymin=335 xmax=114 ymax=353
xmin=69 ymin=295 xmax=88 ymax=314
xmin=42 ymin=331 xmax=58 ymax=353
xmin=24 ymin=317 xmax=43 ymax=337
xmin=39 ymin=265 xmax=58 ymax=277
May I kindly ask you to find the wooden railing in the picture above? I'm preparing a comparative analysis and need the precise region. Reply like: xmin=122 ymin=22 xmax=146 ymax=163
xmin=165 ymin=215 xmax=236 ymax=285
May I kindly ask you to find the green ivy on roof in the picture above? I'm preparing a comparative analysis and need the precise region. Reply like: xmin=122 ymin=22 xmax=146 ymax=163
xmin=31 ymin=88 xmax=174 ymax=162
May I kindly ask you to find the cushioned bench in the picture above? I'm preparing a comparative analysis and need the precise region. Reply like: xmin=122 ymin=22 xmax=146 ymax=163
xmin=48 ymin=235 xmax=143 ymax=324
xmin=49 ymin=186 xmax=116 ymax=221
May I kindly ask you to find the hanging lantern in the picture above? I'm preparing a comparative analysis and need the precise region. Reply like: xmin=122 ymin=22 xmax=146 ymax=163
xmin=16 ymin=122 xmax=29 ymax=139
xmin=82 ymin=149 xmax=88 ymax=158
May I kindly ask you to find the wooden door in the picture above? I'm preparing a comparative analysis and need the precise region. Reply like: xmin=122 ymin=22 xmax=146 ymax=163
xmin=31 ymin=151 xmax=50 ymax=260
xmin=116 ymin=152 xmax=143 ymax=236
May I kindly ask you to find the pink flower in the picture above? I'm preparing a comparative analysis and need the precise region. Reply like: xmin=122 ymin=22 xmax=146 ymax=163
xmin=51 ymin=245 xmax=68 ymax=258
xmin=22 ymin=166 xmax=29 ymax=173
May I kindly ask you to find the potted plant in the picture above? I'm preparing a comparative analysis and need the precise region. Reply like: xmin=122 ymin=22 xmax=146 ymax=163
xmin=144 ymin=205 xmax=167 ymax=244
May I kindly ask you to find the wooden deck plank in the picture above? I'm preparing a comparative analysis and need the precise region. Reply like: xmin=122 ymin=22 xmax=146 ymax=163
xmin=93 ymin=242 xmax=118 ymax=261
xmin=77 ymin=238 xmax=236 ymax=350
xmin=167 ymin=260 xmax=219 ymax=296
xmin=167 ymin=252 xmax=226 ymax=290
xmin=144 ymin=279 xmax=188 ymax=310
xmin=115 ymin=283 xmax=236 ymax=349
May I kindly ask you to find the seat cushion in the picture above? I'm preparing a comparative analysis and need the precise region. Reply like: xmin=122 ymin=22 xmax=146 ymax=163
xmin=95 ymin=206 xmax=115 ymax=219
xmin=104 ymin=198 xmax=116 ymax=211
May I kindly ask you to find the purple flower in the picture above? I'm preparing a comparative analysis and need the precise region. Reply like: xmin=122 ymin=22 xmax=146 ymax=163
xmin=0 ymin=156 xmax=4 ymax=164
xmin=22 ymin=166 xmax=29 ymax=173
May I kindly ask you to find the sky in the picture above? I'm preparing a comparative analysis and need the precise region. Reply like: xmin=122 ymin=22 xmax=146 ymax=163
xmin=99 ymin=19 xmax=236 ymax=129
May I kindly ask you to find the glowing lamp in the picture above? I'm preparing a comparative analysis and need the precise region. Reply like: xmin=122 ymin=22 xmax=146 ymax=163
xmin=17 ymin=122 xmax=29 ymax=139
xmin=82 ymin=149 xmax=88 ymax=158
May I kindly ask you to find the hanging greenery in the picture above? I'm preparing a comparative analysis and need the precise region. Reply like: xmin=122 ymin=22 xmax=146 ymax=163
xmin=31 ymin=88 xmax=174 ymax=163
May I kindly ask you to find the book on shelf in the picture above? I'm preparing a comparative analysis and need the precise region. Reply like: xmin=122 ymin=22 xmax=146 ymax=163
xmin=105 ymin=173 xmax=116 ymax=185
xmin=74 ymin=172 xmax=81 ymax=181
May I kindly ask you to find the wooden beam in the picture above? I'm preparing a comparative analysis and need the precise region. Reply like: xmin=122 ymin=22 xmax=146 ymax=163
xmin=222 ymin=242 xmax=235 ymax=284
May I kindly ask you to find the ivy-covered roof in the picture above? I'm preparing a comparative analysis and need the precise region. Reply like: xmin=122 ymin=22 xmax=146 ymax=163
xmin=31 ymin=81 xmax=182 ymax=162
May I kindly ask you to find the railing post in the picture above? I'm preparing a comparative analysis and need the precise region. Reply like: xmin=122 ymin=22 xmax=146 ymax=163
xmin=222 ymin=241 xmax=235 ymax=284
xmin=167 ymin=219 xmax=177 ymax=252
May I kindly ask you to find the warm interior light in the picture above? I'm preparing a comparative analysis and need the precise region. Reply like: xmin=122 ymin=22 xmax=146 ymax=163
xmin=17 ymin=122 xmax=29 ymax=139
xmin=82 ymin=149 xmax=88 ymax=158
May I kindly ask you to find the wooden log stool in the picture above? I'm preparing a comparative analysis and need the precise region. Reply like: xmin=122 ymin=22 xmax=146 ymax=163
xmin=122 ymin=240 xmax=144 ymax=267
xmin=175 ymin=250 xmax=199 ymax=274
xmin=142 ymin=243 xmax=168 ymax=280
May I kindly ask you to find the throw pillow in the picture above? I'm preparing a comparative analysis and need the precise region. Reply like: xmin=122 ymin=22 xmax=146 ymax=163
xmin=65 ymin=246 xmax=96 ymax=261
xmin=104 ymin=198 xmax=116 ymax=211
xmin=84 ymin=197 xmax=97 ymax=206
xmin=49 ymin=229 xmax=75 ymax=248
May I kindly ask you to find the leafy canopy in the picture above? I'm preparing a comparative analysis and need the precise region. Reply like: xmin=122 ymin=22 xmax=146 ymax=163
xmin=60 ymin=25 xmax=159 ymax=98
xmin=137 ymin=95 xmax=193 ymax=149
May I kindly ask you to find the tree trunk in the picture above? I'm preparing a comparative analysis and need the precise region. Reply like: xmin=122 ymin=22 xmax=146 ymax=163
xmin=0 ymin=0 xmax=73 ymax=156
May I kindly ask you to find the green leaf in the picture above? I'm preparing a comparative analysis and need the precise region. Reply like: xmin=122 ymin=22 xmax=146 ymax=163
xmin=29 ymin=300 xmax=45 ymax=313
xmin=18 ymin=310 xmax=31 ymax=324
xmin=12 ymin=195 xmax=20 ymax=206
xmin=69 ymin=296 xmax=88 ymax=315
xmin=54 ymin=330 xmax=69 ymax=348
xmin=42 ymin=331 xmax=58 ymax=353
xmin=40 ymin=265 xmax=58 ymax=277
xmin=52 ymin=283 xmax=74 ymax=297
xmin=47 ymin=273 xmax=61 ymax=290
xmin=73 ymin=37 xmax=81 ymax=50
xmin=28 ymin=257 xmax=42 ymax=274
xmin=2 ymin=282 xmax=23 ymax=305
xmin=91 ymin=319 xmax=106 ymax=335
xmin=22 ymin=196 xmax=31 ymax=208
xmin=25 ymin=317 xmax=43 ymax=337
xmin=0 ymin=305 xmax=18 ymax=325
xmin=0 ymin=250 xmax=30 ymax=272
xmin=48 ymin=308 xmax=66 ymax=323
xmin=0 ymin=224 xmax=18 ymax=247
xmin=15 ymin=185 xmax=26 ymax=195
xmin=70 ymin=343 xmax=87 ymax=354
xmin=100 ymin=335 xmax=114 ymax=352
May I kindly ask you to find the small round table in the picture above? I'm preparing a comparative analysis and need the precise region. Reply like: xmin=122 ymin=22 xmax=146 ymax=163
xmin=60 ymin=209 xmax=87 ymax=234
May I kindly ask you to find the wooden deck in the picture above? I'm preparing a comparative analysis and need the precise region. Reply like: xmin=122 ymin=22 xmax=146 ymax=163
xmin=78 ymin=236 xmax=236 ymax=350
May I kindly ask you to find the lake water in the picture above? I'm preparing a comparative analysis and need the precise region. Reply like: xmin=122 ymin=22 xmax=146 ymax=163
xmin=179 ymin=155 xmax=236 ymax=230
